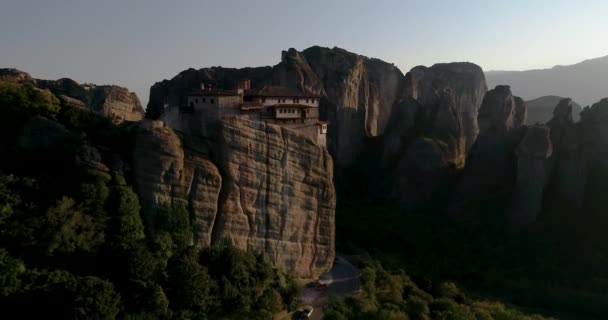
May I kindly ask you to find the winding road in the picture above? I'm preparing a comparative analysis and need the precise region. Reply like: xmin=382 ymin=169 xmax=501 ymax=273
xmin=301 ymin=255 xmax=361 ymax=320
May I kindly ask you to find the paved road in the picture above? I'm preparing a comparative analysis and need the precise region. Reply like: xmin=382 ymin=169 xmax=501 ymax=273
xmin=301 ymin=255 xmax=360 ymax=320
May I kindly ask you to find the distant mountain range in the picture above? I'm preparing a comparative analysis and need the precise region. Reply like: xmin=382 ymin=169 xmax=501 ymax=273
xmin=485 ymin=54 xmax=608 ymax=108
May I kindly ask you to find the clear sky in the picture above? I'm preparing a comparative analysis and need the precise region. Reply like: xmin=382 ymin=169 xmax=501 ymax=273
xmin=2 ymin=0 xmax=608 ymax=107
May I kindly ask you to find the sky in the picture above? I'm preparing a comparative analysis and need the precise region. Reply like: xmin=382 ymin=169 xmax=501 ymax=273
xmin=2 ymin=0 xmax=608 ymax=107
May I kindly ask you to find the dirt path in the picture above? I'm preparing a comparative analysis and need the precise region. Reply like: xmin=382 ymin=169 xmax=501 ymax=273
xmin=301 ymin=255 xmax=360 ymax=320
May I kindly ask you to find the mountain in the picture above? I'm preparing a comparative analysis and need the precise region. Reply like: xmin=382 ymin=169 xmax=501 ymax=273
xmin=525 ymin=95 xmax=582 ymax=124
xmin=485 ymin=54 xmax=608 ymax=107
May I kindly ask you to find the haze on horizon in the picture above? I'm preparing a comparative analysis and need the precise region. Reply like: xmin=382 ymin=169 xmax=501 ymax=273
xmin=2 ymin=0 xmax=608 ymax=106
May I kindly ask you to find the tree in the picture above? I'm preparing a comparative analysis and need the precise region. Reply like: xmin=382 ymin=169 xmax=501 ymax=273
xmin=105 ymin=178 xmax=145 ymax=251
xmin=45 ymin=196 xmax=104 ymax=256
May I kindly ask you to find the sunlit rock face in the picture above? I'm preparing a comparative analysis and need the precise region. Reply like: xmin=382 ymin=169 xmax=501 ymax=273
xmin=132 ymin=119 xmax=336 ymax=278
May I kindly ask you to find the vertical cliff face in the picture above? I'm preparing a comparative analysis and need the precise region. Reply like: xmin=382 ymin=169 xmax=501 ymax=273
xmin=450 ymin=85 xmax=527 ymax=216
xmin=132 ymin=120 xmax=222 ymax=246
xmin=508 ymin=125 xmax=552 ymax=226
xmin=250 ymin=46 xmax=406 ymax=169
xmin=132 ymin=119 xmax=336 ymax=278
xmin=548 ymin=98 xmax=608 ymax=208
xmin=378 ymin=88 xmax=465 ymax=207
xmin=405 ymin=63 xmax=487 ymax=151
xmin=212 ymin=118 xmax=336 ymax=278
xmin=146 ymin=46 xmax=406 ymax=169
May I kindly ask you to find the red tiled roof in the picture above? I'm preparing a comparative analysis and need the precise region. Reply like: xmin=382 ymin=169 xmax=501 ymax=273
xmin=249 ymin=86 xmax=320 ymax=98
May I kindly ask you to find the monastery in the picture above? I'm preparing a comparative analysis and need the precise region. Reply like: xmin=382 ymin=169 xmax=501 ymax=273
xmin=177 ymin=80 xmax=328 ymax=146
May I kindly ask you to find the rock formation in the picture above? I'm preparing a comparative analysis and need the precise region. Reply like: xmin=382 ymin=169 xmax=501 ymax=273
xmin=508 ymin=125 xmax=552 ymax=226
xmin=275 ymin=47 xmax=405 ymax=168
xmin=379 ymin=88 xmax=464 ymax=208
xmin=147 ymin=66 xmax=275 ymax=119
xmin=405 ymin=63 xmax=487 ymax=151
xmin=548 ymin=98 xmax=608 ymax=209
xmin=132 ymin=120 xmax=222 ymax=246
xmin=132 ymin=118 xmax=336 ymax=278
xmin=525 ymin=95 xmax=582 ymax=124
xmin=37 ymin=78 xmax=145 ymax=122
xmin=450 ymin=85 xmax=527 ymax=216
xmin=212 ymin=117 xmax=336 ymax=278
xmin=0 ymin=68 xmax=145 ymax=123
xmin=146 ymin=46 xmax=406 ymax=170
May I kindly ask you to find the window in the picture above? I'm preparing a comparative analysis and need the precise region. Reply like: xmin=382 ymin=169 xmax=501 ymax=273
xmin=262 ymin=97 xmax=266 ymax=102
xmin=306 ymin=99 xmax=309 ymax=103
xmin=203 ymin=98 xmax=206 ymax=103
xmin=195 ymin=98 xmax=199 ymax=103
xmin=210 ymin=99 xmax=214 ymax=104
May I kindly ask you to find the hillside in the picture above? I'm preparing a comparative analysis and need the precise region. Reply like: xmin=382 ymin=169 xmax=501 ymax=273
xmin=525 ymin=95 xmax=582 ymax=124
xmin=485 ymin=55 xmax=608 ymax=107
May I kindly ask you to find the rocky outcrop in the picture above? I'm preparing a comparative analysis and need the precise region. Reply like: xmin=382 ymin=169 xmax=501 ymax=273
xmin=450 ymin=86 xmax=527 ymax=216
xmin=526 ymin=95 xmax=582 ymax=124
xmin=508 ymin=125 xmax=552 ymax=226
xmin=405 ymin=63 xmax=487 ymax=151
xmin=17 ymin=116 xmax=69 ymax=152
xmin=37 ymin=78 xmax=145 ymax=122
xmin=548 ymin=98 xmax=608 ymax=208
xmin=212 ymin=117 xmax=335 ymax=278
xmin=379 ymin=88 xmax=464 ymax=207
xmin=146 ymin=46 xmax=405 ymax=169
xmin=146 ymin=66 xmax=275 ymax=119
xmin=132 ymin=120 xmax=222 ymax=247
xmin=276 ymin=47 xmax=405 ymax=168
xmin=0 ymin=69 xmax=144 ymax=123
xmin=132 ymin=119 xmax=336 ymax=278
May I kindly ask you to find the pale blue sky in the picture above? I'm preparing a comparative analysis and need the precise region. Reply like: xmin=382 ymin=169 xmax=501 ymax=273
xmin=2 ymin=0 xmax=607 ymax=106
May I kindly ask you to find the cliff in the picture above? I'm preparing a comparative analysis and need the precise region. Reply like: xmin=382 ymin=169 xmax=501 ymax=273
xmin=146 ymin=46 xmax=405 ymax=169
xmin=450 ymin=85 xmax=528 ymax=217
xmin=132 ymin=119 xmax=336 ymax=278
xmin=0 ymin=68 xmax=145 ymax=123
xmin=405 ymin=63 xmax=487 ymax=151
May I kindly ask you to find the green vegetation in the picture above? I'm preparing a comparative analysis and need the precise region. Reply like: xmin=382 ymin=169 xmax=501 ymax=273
xmin=0 ymin=79 xmax=298 ymax=319
xmin=325 ymin=261 xmax=551 ymax=320
xmin=336 ymin=196 xmax=608 ymax=320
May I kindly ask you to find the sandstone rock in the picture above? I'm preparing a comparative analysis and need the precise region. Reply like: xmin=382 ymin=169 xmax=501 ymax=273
xmin=379 ymin=88 xmax=464 ymax=208
xmin=132 ymin=118 xmax=336 ymax=278
xmin=526 ymin=95 xmax=582 ymax=124
xmin=478 ymin=85 xmax=525 ymax=134
xmin=75 ymin=144 xmax=110 ymax=174
xmin=508 ymin=125 xmax=552 ymax=226
xmin=212 ymin=117 xmax=335 ymax=278
xmin=405 ymin=63 xmax=487 ymax=151
xmin=17 ymin=116 xmax=68 ymax=151
xmin=450 ymin=85 xmax=526 ymax=217
xmin=36 ymin=77 xmax=145 ymax=123
xmin=549 ymin=98 xmax=608 ymax=208
xmin=147 ymin=66 xmax=274 ymax=119
xmin=147 ymin=46 xmax=405 ymax=170
xmin=132 ymin=120 xmax=222 ymax=246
